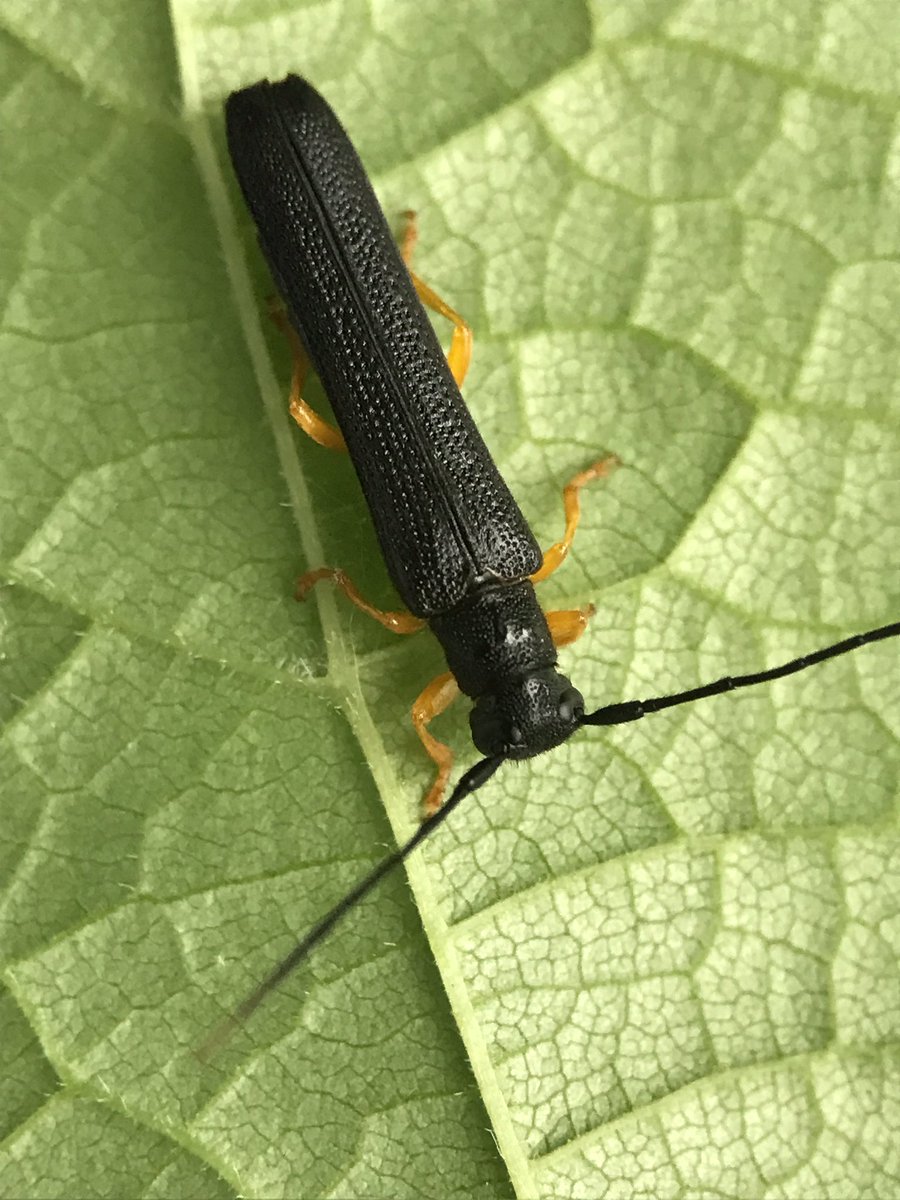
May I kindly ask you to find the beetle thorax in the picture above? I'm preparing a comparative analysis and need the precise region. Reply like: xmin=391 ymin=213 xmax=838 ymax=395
xmin=429 ymin=580 xmax=556 ymax=698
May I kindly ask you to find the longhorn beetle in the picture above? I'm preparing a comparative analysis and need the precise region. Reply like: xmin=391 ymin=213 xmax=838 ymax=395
xmin=213 ymin=74 xmax=899 ymax=1046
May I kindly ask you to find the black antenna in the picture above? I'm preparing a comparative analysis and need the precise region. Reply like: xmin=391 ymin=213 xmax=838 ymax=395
xmin=583 ymin=621 xmax=900 ymax=727
xmin=199 ymin=754 xmax=503 ymax=1059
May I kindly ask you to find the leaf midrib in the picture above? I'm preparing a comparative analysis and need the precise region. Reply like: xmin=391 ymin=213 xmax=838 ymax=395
xmin=169 ymin=8 xmax=537 ymax=1196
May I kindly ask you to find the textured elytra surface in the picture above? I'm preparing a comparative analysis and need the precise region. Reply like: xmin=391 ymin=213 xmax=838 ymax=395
xmin=226 ymin=77 xmax=542 ymax=616
xmin=0 ymin=3 xmax=899 ymax=1200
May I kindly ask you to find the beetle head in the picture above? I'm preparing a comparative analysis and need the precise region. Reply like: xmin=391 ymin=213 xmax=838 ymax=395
xmin=469 ymin=669 xmax=584 ymax=759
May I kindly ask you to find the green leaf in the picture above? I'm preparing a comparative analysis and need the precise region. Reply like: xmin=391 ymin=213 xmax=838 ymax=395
xmin=1 ymin=1 xmax=899 ymax=1198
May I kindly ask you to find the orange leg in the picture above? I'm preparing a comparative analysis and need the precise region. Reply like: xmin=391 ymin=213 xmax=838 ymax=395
xmin=269 ymin=300 xmax=347 ymax=452
xmin=399 ymin=208 xmax=418 ymax=265
xmin=296 ymin=567 xmax=425 ymax=635
xmin=546 ymin=604 xmax=596 ymax=648
xmin=399 ymin=211 xmax=473 ymax=389
xmin=531 ymin=456 xmax=620 ymax=584
xmin=410 ymin=272 xmax=473 ymax=388
xmin=412 ymin=671 xmax=460 ymax=816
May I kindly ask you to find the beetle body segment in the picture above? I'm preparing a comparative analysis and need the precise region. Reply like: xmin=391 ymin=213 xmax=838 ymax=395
xmin=225 ymin=76 xmax=542 ymax=619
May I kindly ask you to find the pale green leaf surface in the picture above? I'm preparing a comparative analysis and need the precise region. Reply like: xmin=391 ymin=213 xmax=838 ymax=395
xmin=1 ymin=1 xmax=898 ymax=1198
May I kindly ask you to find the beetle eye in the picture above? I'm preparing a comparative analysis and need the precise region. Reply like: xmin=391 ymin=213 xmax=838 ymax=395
xmin=508 ymin=725 xmax=523 ymax=745
xmin=558 ymin=687 xmax=584 ymax=722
